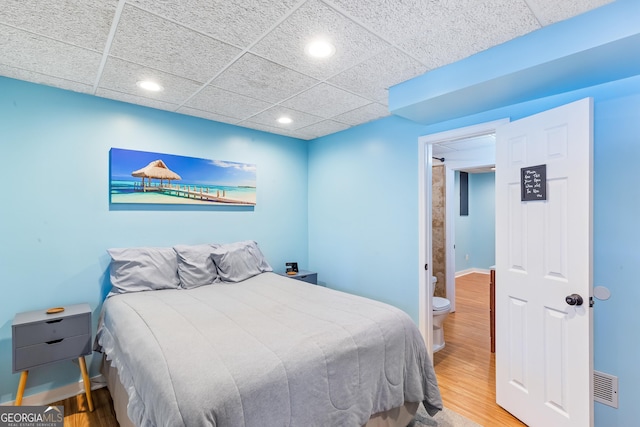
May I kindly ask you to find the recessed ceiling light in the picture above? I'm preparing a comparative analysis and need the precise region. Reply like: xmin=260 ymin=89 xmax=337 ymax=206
xmin=277 ymin=116 xmax=293 ymax=124
xmin=304 ymin=40 xmax=335 ymax=59
xmin=136 ymin=80 xmax=164 ymax=92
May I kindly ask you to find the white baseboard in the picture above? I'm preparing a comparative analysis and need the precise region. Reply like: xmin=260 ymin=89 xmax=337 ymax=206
xmin=455 ymin=268 xmax=491 ymax=277
xmin=0 ymin=374 xmax=106 ymax=406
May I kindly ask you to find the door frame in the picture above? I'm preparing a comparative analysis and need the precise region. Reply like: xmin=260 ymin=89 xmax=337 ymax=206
xmin=418 ymin=119 xmax=508 ymax=351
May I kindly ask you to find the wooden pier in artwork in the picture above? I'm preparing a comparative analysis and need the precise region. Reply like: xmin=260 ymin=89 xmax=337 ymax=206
xmin=133 ymin=182 xmax=253 ymax=204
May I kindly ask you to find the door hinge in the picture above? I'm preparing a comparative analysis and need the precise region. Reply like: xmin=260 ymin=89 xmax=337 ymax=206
xmin=590 ymin=296 xmax=594 ymax=307
xmin=424 ymin=264 xmax=428 ymax=271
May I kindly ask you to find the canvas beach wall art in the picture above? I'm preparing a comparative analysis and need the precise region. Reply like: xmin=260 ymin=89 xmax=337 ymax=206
xmin=110 ymin=148 xmax=256 ymax=206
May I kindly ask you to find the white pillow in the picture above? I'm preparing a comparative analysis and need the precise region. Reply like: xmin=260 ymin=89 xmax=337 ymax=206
xmin=107 ymin=247 xmax=180 ymax=296
xmin=210 ymin=241 xmax=272 ymax=283
xmin=174 ymin=244 xmax=219 ymax=289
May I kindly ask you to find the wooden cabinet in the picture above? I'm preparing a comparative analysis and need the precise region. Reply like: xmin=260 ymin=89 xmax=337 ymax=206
xmin=12 ymin=303 xmax=93 ymax=410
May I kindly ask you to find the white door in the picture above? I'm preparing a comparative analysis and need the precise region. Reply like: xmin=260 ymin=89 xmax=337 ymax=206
xmin=495 ymin=98 xmax=593 ymax=427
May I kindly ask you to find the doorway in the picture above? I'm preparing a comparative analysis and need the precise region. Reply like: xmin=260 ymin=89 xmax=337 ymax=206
xmin=418 ymin=119 xmax=507 ymax=338
xmin=450 ymin=167 xmax=496 ymax=278
xmin=436 ymin=159 xmax=496 ymax=307
xmin=418 ymin=118 xmax=511 ymax=424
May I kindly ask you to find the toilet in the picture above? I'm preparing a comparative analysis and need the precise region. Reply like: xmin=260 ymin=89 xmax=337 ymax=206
xmin=431 ymin=276 xmax=451 ymax=352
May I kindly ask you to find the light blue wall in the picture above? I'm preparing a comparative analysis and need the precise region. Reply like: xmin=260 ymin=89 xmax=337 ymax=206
xmin=453 ymin=171 xmax=471 ymax=271
xmin=308 ymin=116 xmax=427 ymax=320
xmin=468 ymin=172 xmax=495 ymax=270
xmin=0 ymin=77 xmax=309 ymax=402
xmin=591 ymin=89 xmax=640 ymax=426
xmin=453 ymin=171 xmax=496 ymax=273
xmin=309 ymin=76 xmax=640 ymax=426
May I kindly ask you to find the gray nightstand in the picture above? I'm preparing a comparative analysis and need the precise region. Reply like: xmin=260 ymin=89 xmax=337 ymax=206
xmin=12 ymin=303 xmax=93 ymax=410
xmin=277 ymin=270 xmax=318 ymax=285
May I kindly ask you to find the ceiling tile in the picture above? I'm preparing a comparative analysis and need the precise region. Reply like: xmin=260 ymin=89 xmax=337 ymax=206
xmin=331 ymin=102 xmax=389 ymax=126
xmin=525 ymin=0 xmax=614 ymax=26
xmin=110 ymin=5 xmax=242 ymax=83
xmin=0 ymin=25 xmax=102 ymax=85
xmin=0 ymin=0 xmax=117 ymax=51
xmin=184 ymin=85 xmax=272 ymax=120
xmin=242 ymin=106 xmax=324 ymax=131
xmin=396 ymin=0 xmax=541 ymax=69
xmin=295 ymin=120 xmax=350 ymax=139
xmin=127 ymin=0 xmax=300 ymax=48
xmin=250 ymin=0 xmax=390 ymax=80
xmin=175 ymin=106 xmax=241 ymax=125
xmin=210 ymin=53 xmax=318 ymax=104
xmin=329 ymin=47 xmax=428 ymax=103
xmin=281 ymin=83 xmax=371 ymax=118
xmin=330 ymin=0 xmax=540 ymax=69
xmin=0 ymin=64 xmax=93 ymax=94
xmin=327 ymin=0 xmax=436 ymax=47
xmin=96 ymin=88 xmax=180 ymax=112
xmin=98 ymin=57 xmax=202 ymax=105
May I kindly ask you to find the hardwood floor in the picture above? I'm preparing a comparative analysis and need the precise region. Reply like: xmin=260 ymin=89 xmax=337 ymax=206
xmin=433 ymin=272 xmax=526 ymax=426
xmin=54 ymin=273 xmax=524 ymax=426
xmin=50 ymin=387 xmax=118 ymax=427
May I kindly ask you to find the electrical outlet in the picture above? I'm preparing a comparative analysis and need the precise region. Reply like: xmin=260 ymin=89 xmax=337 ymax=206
xmin=465 ymin=254 xmax=469 ymax=261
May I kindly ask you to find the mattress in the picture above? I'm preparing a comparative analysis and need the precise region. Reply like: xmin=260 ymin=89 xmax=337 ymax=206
xmin=96 ymin=272 xmax=442 ymax=426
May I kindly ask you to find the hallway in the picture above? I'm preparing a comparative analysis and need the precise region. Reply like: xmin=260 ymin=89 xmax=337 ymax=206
xmin=433 ymin=273 xmax=526 ymax=426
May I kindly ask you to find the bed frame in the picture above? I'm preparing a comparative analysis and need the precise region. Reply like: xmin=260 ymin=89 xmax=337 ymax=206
xmin=101 ymin=356 xmax=418 ymax=427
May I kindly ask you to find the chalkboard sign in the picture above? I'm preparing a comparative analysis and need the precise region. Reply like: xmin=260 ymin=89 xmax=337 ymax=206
xmin=521 ymin=164 xmax=547 ymax=201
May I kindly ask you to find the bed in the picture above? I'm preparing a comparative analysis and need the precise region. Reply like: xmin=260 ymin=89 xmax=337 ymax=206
xmin=95 ymin=242 xmax=442 ymax=426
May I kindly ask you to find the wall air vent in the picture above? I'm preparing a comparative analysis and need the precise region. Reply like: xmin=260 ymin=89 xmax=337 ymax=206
xmin=593 ymin=370 xmax=618 ymax=408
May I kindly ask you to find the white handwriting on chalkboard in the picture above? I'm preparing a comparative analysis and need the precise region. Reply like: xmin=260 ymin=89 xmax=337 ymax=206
xmin=522 ymin=167 xmax=545 ymax=200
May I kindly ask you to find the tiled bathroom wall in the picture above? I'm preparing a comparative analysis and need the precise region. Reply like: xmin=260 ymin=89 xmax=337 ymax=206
xmin=432 ymin=165 xmax=446 ymax=297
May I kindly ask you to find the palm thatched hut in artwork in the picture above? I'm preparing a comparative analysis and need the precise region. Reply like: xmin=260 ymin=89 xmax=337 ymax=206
xmin=131 ymin=159 xmax=181 ymax=192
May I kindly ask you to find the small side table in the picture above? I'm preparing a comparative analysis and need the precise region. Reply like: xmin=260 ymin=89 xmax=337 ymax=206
xmin=277 ymin=270 xmax=318 ymax=285
xmin=12 ymin=303 xmax=94 ymax=411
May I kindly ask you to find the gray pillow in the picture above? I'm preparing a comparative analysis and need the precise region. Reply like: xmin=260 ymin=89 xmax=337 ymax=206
xmin=107 ymin=247 xmax=180 ymax=296
xmin=210 ymin=241 xmax=273 ymax=283
xmin=174 ymin=244 xmax=219 ymax=289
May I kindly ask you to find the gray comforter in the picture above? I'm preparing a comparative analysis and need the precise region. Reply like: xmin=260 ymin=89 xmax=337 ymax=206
xmin=96 ymin=272 xmax=442 ymax=426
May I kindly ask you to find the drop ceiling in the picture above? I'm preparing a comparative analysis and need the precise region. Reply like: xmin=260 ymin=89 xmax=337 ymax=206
xmin=0 ymin=0 xmax=612 ymax=140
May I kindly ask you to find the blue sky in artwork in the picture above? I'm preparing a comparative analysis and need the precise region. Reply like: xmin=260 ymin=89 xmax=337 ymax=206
xmin=110 ymin=148 xmax=256 ymax=186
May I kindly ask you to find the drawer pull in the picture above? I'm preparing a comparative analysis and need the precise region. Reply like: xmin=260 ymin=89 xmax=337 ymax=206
xmin=46 ymin=319 xmax=63 ymax=324
xmin=46 ymin=339 xmax=64 ymax=345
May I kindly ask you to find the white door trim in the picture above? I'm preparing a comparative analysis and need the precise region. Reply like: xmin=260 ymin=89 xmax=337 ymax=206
xmin=419 ymin=119 xmax=508 ymax=325
xmin=417 ymin=138 xmax=433 ymax=355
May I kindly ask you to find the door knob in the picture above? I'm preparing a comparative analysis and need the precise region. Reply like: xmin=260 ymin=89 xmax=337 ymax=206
xmin=565 ymin=293 xmax=584 ymax=306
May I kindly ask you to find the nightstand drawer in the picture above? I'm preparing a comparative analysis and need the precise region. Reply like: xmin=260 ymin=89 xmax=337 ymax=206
xmin=277 ymin=270 xmax=318 ymax=285
xmin=14 ymin=334 xmax=91 ymax=372
xmin=13 ymin=313 xmax=91 ymax=348
xmin=295 ymin=273 xmax=317 ymax=284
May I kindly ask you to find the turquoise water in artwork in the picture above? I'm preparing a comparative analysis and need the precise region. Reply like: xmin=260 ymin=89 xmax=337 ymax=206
xmin=110 ymin=180 xmax=256 ymax=205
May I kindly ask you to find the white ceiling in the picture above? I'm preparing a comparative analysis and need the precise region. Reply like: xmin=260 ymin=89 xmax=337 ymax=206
xmin=0 ymin=0 xmax=612 ymax=140
xmin=432 ymin=134 xmax=496 ymax=158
